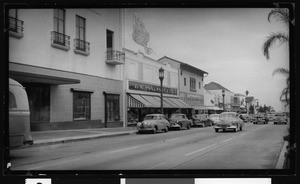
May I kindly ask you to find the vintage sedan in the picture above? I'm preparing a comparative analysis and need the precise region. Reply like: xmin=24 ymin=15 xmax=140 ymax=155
xmin=274 ymin=113 xmax=288 ymax=125
xmin=213 ymin=112 xmax=244 ymax=132
xmin=208 ymin=114 xmax=221 ymax=125
xmin=169 ymin=113 xmax=192 ymax=130
xmin=137 ymin=114 xmax=170 ymax=134
xmin=192 ymin=114 xmax=212 ymax=127
xmin=252 ymin=114 xmax=268 ymax=124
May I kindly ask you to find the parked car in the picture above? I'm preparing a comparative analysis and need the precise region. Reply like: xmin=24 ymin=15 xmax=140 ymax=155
xmin=192 ymin=114 xmax=211 ymax=127
xmin=9 ymin=78 xmax=33 ymax=147
xmin=252 ymin=114 xmax=268 ymax=124
xmin=208 ymin=114 xmax=221 ymax=125
xmin=169 ymin=113 xmax=192 ymax=130
xmin=239 ymin=113 xmax=250 ymax=122
xmin=137 ymin=114 xmax=170 ymax=134
xmin=213 ymin=112 xmax=244 ymax=132
xmin=274 ymin=113 xmax=288 ymax=125
xmin=266 ymin=113 xmax=276 ymax=122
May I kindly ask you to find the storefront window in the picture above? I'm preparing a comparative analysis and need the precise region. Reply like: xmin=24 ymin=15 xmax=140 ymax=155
xmin=106 ymin=94 xmax=120 ymax=122
xmin=73 ymin=92 xmax=91 ymax=120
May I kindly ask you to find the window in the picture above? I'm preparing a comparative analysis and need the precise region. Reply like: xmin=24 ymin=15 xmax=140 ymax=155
xmin=74 ymin=15 xmax=90 ymax=55
xmin=8 ymin=9 xmax=24 ymax=37
xmin=106 ymin=29 xmax=114 ymax=51
xmin=106 ymin=94 xmax=120 ymax=122
xmin=54 ymin=9 xmax=65 ymax=34
xmin=9 ymin=92 xmax=17 ymax=109
xmin=184 ymin=78 xmax=186 ymax=86
xmin=199 ymin=82 xmax=201 ymax=89
xmin=73 ymin=92 xmax=91 ymax=120
xmin=190 ymin=77 xmax=196 ymax=91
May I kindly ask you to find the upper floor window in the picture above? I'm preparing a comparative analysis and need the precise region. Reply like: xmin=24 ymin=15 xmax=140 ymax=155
xmin=8 ymin=9 xmax=24 ymax=38
xmin=190 ymin=77 xmax=196 ymax=91
xmin=199 ymin=82 xmax=201 ymax=89
xmin=74 ymin=15 xmax=90 ymax=55
xmin=184 ymin=78 xmax=186 ymax=86
xmin=106 ymin=29 xmax=114 ymax=51
xmin=51 ymin=9 xmax=70 ymax=50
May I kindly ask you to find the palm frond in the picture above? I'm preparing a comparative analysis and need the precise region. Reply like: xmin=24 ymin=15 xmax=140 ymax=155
xmin=272 ymin=68 xmax=289 ymax=76
xmin=267 ymin=8 xmax=290 ymax=27
xmin=262 ymin=32 xmax=289 ymax=59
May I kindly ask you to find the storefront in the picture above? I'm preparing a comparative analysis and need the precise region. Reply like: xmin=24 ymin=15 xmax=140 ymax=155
xmin=126 ymin=80 xmax=191 ymax=124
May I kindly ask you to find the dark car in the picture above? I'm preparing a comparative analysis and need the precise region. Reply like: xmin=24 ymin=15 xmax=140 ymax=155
xmin=192 ymin=114 xmax=212 ymax=127
xmin=252 ymin=114 xmax=268 ymax=124
xmin=169 ymin=113 xmax=192 ymax=130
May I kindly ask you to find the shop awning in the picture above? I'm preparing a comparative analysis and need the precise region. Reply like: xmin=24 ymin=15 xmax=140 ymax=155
xmin=128 ymin=94 xmax=191 ymax=108
xmin=205 ymin=106 xmax=223 ymax=110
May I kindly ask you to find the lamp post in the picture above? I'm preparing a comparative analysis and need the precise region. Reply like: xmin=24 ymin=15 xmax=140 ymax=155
xmin=222 ymin=89 xmax=225 ymax=112
xmin=159 ymin=67 xmax=164 ymax=114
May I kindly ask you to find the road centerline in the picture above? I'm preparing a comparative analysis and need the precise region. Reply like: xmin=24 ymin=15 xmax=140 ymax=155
xmin=185 ymin=144 xmax=216 ymax=156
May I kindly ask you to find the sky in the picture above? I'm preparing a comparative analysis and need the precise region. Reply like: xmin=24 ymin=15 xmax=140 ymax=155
xmin=124 ymin=8 xmax=290 ymax=112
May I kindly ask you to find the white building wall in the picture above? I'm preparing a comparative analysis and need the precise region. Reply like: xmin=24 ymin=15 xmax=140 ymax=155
xmin=9 ymin=9 xmax=123 ymax=80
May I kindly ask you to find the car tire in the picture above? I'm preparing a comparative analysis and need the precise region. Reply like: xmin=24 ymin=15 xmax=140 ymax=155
xmin=153 ymin=127 xmax=157 ymax=134
xmin=164 ymin=126 xmax=169 ymax=132
xmin=240 ymin=126 xmax=243 ymax=131
xmin=215 ymin=129 xmax=219 ymax=132
xmin=187 ymin=124 xmax=191 ymax=129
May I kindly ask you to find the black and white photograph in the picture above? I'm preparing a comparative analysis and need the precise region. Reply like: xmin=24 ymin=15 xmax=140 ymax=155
xmin=4 ymin=4 xmax=294 ymax=174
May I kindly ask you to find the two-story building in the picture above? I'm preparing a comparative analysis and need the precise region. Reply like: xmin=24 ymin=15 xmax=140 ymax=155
xmin=158 ymin=56 xmax=208 ymax=116
xmin=123 ymin=49 xmax=191 ymax=124
xmin=9 ymin=9 xmax=125 ymax=131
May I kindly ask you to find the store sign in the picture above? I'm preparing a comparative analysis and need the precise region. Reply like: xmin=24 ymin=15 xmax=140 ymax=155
xmin=129 ymin=81 xmax=177 ymax=95
xmin=182 ymin=95 xmax=204 ymax=106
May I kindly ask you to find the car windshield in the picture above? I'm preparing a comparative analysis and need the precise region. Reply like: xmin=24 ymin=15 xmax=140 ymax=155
xmin=209 ymin=114 xmax=219 ymax=118
xmin=220 ymin=113 xmax=236 ymax=118
xmin=170 ymin=114 xmax=183 ymax=119
xmin=144 ymin=115 xmax=158 ymax=120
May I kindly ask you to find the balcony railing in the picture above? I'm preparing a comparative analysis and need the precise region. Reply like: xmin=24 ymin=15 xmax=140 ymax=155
xmin=9 ymin=16 xmax=24 ymax=38
xmin=74 ymin=38 xmax=90 ymax=56
xmin=51 ymin=31 xmax=70 ymax=51
xmin=105 ymin=50 xmax=125 ymax=65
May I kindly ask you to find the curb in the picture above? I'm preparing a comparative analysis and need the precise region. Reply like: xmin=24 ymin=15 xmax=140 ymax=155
xmin=13 ymin=131 xmax=137 ymax=149
xmin=275 ymin=141 xmax=289 ymax=169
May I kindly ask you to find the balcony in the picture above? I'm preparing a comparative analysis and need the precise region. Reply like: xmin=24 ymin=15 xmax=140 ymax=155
xmin=9 ymin=17 xmax=24 ymax=38
xmin=51 ymin=31 xmax=70 ymax=51
xmin=74 ymin=38 xmax=90 ymax=56
xmin=105 ymin=50 xmax=125 ymax=65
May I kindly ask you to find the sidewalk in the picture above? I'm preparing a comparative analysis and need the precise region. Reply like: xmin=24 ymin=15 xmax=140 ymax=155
xmin=29 ymin=126 xmax=138 ymax=147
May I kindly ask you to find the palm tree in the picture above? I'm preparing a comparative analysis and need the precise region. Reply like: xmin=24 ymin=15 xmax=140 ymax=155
xmin=262 ymin=8 xmax=290 ymax=105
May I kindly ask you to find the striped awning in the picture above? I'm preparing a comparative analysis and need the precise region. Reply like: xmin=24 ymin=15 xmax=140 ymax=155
xmin=127 ymin=94 xmax=191 ymax=109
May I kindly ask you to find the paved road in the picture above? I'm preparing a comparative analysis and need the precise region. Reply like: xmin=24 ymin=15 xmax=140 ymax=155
xmin=10 ymin=122 xmax=288 ymax=170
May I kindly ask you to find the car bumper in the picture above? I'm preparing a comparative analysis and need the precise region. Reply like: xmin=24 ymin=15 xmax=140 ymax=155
xmin=137 ymin=127 xmax=155 ymax=132
xmin=214 ymin=125 xmax=237 ymax=130
xmin=170 ymin=123 xmax=181 ymax=128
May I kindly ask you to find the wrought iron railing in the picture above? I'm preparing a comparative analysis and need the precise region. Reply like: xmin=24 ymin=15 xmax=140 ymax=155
xmin=74 ymin=38 xmax=90 ymax=53
xmin=9 ymin=16 xmax=24 ymax=34
xmin=51 ymin=31 xmax=70 ymax=47
xmin=106 ymin=50 xmax=125 ymax=62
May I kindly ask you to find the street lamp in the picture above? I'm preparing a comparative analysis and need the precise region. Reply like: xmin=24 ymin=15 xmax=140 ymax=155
xmin=159 ymin=67 xmax=164 ymax=114
xmin=222 ymin=89 xmax=225 ymax=112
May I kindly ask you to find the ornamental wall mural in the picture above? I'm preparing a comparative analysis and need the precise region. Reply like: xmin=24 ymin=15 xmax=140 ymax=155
xmin=132 ymin=13 xmax=153 ymax=55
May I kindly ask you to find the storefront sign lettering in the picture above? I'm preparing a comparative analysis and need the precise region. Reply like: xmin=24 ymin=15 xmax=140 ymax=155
xmin=129 ymin=81 xmax=177 ymax=95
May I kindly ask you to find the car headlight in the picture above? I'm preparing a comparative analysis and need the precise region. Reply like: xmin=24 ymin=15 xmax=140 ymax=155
xmin=137 ymin=122 xmax=142 ymax=127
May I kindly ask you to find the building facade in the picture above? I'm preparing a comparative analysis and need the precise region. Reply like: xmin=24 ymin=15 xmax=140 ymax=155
xmin=158 ymin=56 xmax=208 ymax=115
xmin=123 ymin=49 xmax=191 ymax=124
xmin=9 ymin=9 xmax=125 ymax=131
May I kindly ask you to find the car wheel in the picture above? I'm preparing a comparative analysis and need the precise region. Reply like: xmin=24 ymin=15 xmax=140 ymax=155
xmin=187 ymin=124 xmax=191 ymax=129
xmin=240 ymin=126 xmax=243 ymax=131
xmin=164 ymin=126 xmax=169 ymax=132
xmin=153 ymin=127 xmax=157 ymax=134
xmin=215 ymin=129 xmax=219 ymax=132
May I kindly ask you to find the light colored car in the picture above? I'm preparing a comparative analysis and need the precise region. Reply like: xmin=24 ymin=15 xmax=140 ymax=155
xmin=213 ymin=112 xmax=244 ymax=132
xmin=266 ymin=113 xmax=276 ymax=122
xmin=9 ymin=78 xmax=33 ymax=147
xmin=169 ymin=113 xmax=192 ymax=130
xmin=252 ymin=114 xmax=268 ymax=124
xmin=192 ymin=114 xmax=211 ymax=127
xmin=274 ymin=113 xmax=288 ymax=125
xmin=208 ymin=114 xmax=221 ymax=125
xmin=239 ymin=113 xmax=250 ymax=122
xmin=137 ymin=114 xmax=170 ymax=134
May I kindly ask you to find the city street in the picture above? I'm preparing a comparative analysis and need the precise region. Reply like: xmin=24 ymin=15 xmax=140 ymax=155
xmin=10 ymin=122 xmax=288 ymax=170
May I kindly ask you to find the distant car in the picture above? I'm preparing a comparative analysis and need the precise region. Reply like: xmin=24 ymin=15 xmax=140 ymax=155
xmin=208 ymin=114 xmax=221 ymax=125
xmin=274 ymin=113 xmax=288 ymax=125
xmin=239 ymin=113 xmax=250 ymax=122
xmin=192 ymin=114 xmax=211 ymax=127
xmin=169 ymin=113 xmax=192 ymax=130
xmin=213 ymin=112 xmax=244 ymax=132
xmin=266 ymin=113 xmax=276 ymax=122
xmin=252 ymin=114 xmax=268 ymax=124
xmin=137 ymin=114 xmax=170 ymax=134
